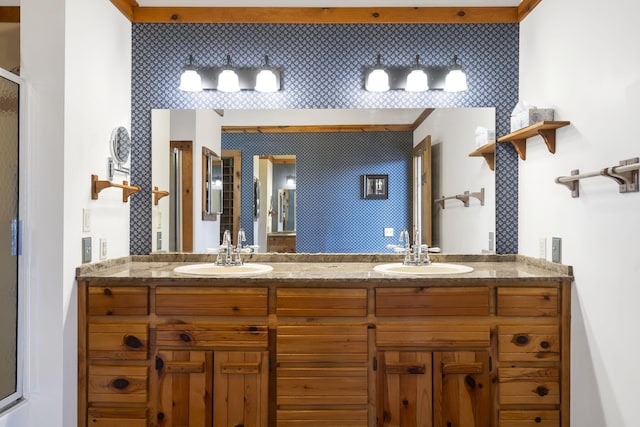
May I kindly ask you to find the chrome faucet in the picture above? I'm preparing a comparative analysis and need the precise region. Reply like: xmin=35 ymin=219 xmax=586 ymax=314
xmin=216 ymin=228 xmax=250 ymax=266
xmin=389 ymin=228 xmax=433 ymax=266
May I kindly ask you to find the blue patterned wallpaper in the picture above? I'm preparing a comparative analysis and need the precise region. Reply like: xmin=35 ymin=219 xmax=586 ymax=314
xmin=131 ymin=23 xmax=519 ymax=254
xmin=224 ymin=132 xmax=412 ymax=253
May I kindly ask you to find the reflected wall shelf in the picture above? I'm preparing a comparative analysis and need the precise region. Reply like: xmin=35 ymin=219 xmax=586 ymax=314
xmin=469 ymin=141 xmax=495 ymax=171
xmin=498 ymin=121 xmax=570 ymax=160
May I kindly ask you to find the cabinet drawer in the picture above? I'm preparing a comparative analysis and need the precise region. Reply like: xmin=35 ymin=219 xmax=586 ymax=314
xmin=376 ymin=323 xmax=490 ymax=349
xmin=155 ymin=287 xmax=268 ymax=316
xmin=499 ymin=325 xmax=560 ymax=362
xmin=277 ymin=288 xmax=367 ymax=317
xmin=88 ymin=323 xmax=149 ymax=360
xmin=88 ymin=365 xmax=148 ymax=404
xmin=277 ymin=409 xmax=368 ymax=427
xmin=277 ymin=367 xmax=368 ymax=406
xmin=87 ymin=407 xmax=147 ymax=427
xmin=88 ymin=286 xmax=149 ymax=316
xmin=277 ymin=324 xmax=368 ymax=364
xmin=499 ymin=410 xmax=560 ymax=427
xmin=497 ymin=287 xmax=559 ymax=317
xmin=376 ymin=287 xmax=489 ymax=316
xmin=157 ymin=323 xmax=268 ymax=348
xmin=498 ymin=367 xmax=560 ymax=405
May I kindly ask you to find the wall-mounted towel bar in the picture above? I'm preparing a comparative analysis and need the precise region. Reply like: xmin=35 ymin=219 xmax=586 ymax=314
xmin=435 ymin=187 xmax=485 ymax=209
xmin=91 ymin=174 xmax=141 ymax=202
xmin=152 ymin=186 xmax=170 ymax=205
xmin=555 ymin=157 xmax=639 ymax=198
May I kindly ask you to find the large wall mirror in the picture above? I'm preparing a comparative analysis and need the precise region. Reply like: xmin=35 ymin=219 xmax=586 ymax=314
xmin=151 ymin=108 xmax=495 ymax=254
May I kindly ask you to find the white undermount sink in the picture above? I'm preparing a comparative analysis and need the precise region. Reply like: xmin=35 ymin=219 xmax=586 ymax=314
xmin=373 ymin=262 xmax=474 ymax=276
xmin=173 ymin=263 xmax=273 ymax=277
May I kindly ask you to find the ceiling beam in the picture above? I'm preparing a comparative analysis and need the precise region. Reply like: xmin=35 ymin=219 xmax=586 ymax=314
xmin=110 ymin=0 xmax=139 ymax=22
xmin=0 ymin=6 xmax=20 ymax=23
xmin=518 ymin=0 xmax=542 ymax=21
xmin=222 ymin=124 xmax=417 ymax=133
xmin=132 ymin=7 xmax=519 ymax=24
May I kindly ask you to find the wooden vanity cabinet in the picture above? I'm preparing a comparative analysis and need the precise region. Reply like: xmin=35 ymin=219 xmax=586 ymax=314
xmin=79 ymin=275 xmax=570 ymax=427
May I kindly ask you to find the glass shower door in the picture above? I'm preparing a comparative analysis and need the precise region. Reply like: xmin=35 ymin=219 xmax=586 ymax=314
xmin=0 ymin=69 xmax=20 ymax=412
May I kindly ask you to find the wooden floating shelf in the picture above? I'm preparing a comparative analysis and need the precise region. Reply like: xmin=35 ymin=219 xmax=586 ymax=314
xmin=498 ymin=121 xmax=571 ymax=160
xmin=91 ymin=174 xmax=141 ymax=202
xmin=469 ymin=141 xmax=495 ymax=171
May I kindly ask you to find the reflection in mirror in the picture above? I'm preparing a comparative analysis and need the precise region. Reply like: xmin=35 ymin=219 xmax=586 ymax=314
xmin=202 ymin=147 xmax=223 ymax=220
xmin=151 ymin=109 xmax=222 ymax=253
xmin=152 ymin=108 xmax=494 ymax=254
xmin=253 ymin=155 xmax=296 ymax=252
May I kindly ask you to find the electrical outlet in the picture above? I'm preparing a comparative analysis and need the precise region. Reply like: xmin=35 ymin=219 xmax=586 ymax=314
xmin=552 ymin=237 xmax=562 ymax=263
xmin=82 ymin=208 xmax=91 ymax=232
xmin=157 ymin=231 xmax=162 ymax=251
xmin=488 ymin=231 xmax=495 ymax=252
xmin=538 ymin=237 xmax=547 ymax=259
xmin=384 ymin=227 xmax=394 ymax=237
xmin=82 ymin=237 xmax=92 ymax=263
xmin=99 ymin=238 xmax=107 ymax=260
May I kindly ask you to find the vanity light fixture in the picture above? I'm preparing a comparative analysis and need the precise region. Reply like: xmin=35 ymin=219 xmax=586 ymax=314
xmin=405 ymin=55 xmax=429 ymax=92
xmin=217 ymin=55 xmax=240 ymax=93
xmin=365 ymin=54 xmax=390 ymax=92
xmin=363 ymin=54 xmax=468 ymax=92
xmin=178 ymin=55 xmax=282 ymax=92
xmin=444 ymin=55 xmax=468 ymax=92
xmin=286 ymin=175 xmax=296 ymax=188
xmin=178 ymin=54 xmax=203 ymax=92
xmin=255 ymin=55 xmax=279 ymax=93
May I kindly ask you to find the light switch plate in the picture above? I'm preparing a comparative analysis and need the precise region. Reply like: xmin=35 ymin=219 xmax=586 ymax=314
xmin=99 ymin=238 xmax=107 ymax=260
xmin=552 ymin=237 xmax=562 ymax=263
xmin=82 ymin=237 xmax=92 ymax=263
xmin=82 ymin=208 xmax=91 ymax=232
xmin=538 ymin=237 xmax=547 ymax=259
xmin=384 ymin=227 xmax=394 ymax=237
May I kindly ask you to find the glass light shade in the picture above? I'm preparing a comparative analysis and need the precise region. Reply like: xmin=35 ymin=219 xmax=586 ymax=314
xmin=178 ymin=69 xmax=203 ymax=92
xmin=217 ymin=69 xmax=240 ymax=92
xmin=405 ymin=69 xmax=429 ymax=92
xmin=255 ymin=69 xmax=279 ymax=92
xmin=365 ymin=68 xmax=390 ymax=92
xmin=444 ymin=69 xmax=468 ymax=92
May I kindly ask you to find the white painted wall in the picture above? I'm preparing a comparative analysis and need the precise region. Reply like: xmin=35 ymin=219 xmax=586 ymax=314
xmin=152 ymin=109 xmax=170 ymax=252
xmin=194 ymin=109 xmax=222 ymax=251
xmin=414 ymin=108 xmax=496 ymax=253
xmin=0 ymin=0 xmax=132 ymax=426
xmin=519 ymin=1 xmax=640 ymax=426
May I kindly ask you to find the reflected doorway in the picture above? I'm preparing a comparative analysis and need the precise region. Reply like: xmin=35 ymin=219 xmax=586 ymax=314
xmin=254 ymin=155 xmax=296 ymax=252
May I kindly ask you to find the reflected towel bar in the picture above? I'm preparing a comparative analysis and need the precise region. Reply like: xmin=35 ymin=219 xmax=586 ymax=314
xmin=555 ymin=157 xmax=639 ymax=198
xmin=152 ymin=186 xmax=170 ymax=205
xmin=91 ymin=174 xmax=141 ymax=202
xmin=435 ymin=187 xmax=485 ymax=209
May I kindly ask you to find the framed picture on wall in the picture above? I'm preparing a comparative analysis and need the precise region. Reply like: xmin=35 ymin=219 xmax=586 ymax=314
xmin=361 ymin=174 xmax=388 ymax=199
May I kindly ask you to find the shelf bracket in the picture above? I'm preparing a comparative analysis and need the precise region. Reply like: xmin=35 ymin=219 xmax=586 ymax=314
xmin=602 ymin=157 xmax=639 ymax=193
xmin=511 ymin=139 xmax=527 ymax=160
xmin=538 ymin=129 xmax=557 ymax=155
xmin=153 ymin=186 xmax=170 ymax=205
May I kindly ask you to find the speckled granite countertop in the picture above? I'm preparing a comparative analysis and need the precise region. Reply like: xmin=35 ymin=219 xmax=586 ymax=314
xmin=76 ymin=253 xmax=573 ymax=283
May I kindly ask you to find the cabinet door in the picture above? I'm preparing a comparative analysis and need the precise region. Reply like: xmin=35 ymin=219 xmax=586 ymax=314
xmin=156 ymin=350 xmax=213 ymax=427
xmin=376 ymin=351 xmax=433 ymax=427
xmin=433 ymin=351 xmax=491 ymax=427
xmin=213 ymin=350 xmax=269 ymax=427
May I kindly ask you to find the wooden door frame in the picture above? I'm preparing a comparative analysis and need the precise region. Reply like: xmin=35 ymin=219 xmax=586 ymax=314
xmin=413 ymin=135 xmax=432 ymax=246
xmin=170 ymin=140 xmax=193 ymax=252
